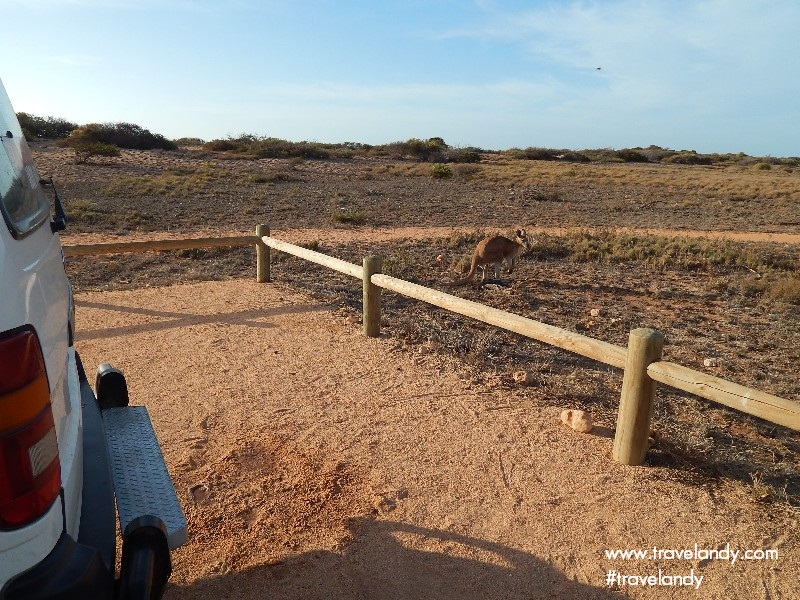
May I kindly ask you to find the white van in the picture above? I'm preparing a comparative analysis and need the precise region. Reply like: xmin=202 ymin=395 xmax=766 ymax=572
xmin=0 ymin=79 xmax=185 ymax=599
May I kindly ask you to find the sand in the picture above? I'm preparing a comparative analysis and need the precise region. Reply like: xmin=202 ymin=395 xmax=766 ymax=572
xmin=74 ymin=278 xmax=798 ymax=599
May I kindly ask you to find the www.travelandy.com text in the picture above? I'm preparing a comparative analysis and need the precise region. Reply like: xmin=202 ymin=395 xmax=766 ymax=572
xmin=603 ymin=544 xmax=779 ymax=590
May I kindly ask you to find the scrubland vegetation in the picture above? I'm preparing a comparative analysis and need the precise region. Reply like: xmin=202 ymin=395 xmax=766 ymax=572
xmin=19 ymin=111 xmax=799 ymax=168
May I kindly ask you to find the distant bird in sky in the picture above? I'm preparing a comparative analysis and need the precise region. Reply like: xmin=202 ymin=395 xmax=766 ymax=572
xmin=596 ymin=67 xmax=602 ymax=70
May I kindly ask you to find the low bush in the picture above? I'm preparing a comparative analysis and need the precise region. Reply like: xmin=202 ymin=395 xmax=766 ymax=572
xmin=173 ymin=137 xmax=205 ymax=146
xmin=742 ymin=275 xmax=800 ymax=304
xmin=615 ymin=148 xmax=650 ymax=163
xmin=65 ymin=198 xmax=105 ymax=223
xmin=16 ymin=112 xmax=77 ymax=139
xmin=430 ymin=163 xmax=452 ymax=178
xmin=506 ymin=147 xmax=558 ymax=161
xmin=662 ymin=152 xmax=713 ymax=165
xmin=445 ymin=147 xmax=482 ymax=163
xmin=203 ymin=139 xmax=240 ymax=151
xmin=203 ymin=135 xmax=332 ymax=159
xmin=507 ymin=147 xmax=591 ymax=163
xmin=331 ymin=209 xmax=367 ymax=225
xmin=249 ymin=138 xmax=330 ymax=160
xmin=59 ymin=122 xmax=177 ymax=151
xmin=61 ymin=140 xmax=121 ymax=164
xmin=378 ymin=137 xmax=451 ymax=162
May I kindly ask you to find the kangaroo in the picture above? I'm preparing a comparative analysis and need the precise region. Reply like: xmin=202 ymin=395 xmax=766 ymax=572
xmin=445 ymin=229 xmax=530 ymax=286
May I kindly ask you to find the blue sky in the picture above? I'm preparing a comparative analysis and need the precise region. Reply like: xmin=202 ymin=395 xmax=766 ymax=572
xmin=1 ymin=0 xmax=798 ymax=156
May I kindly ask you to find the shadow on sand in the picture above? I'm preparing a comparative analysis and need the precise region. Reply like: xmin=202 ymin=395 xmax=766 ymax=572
xmin=167 ymin=518 xmax=618 ymax=600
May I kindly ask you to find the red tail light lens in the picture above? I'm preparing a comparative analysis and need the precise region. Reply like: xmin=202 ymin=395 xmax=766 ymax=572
xmin=0 ymin=328 xmax=62 ymax=530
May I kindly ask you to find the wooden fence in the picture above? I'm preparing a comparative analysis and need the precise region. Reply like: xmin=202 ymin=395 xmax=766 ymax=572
xmin=62 ymin=224 xmax=800 ymax=466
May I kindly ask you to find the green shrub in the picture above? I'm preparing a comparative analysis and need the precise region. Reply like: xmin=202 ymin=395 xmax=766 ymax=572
xmin=16 ymin=113 xmax=77 ymax=139
xmin=507 ymin=147 xmax=591 ymax=163
xmin=379 ymin=137 xmax=449 ymax=162
xmin=662 ymin=152 xmax=713 ymax=165
xmin=430 ymin=163 xmax=452 ymax=178
xmin=203 ymin=136 xmax=332 ymax=159
xmin=203 ymin=139 xmax=240 ymax=151
xmin=615 ymin=148 xmax=650 ymax=163
xmin=507 ymin=147 xmax=558 ymax=161
xmin=331 ymin=209 xmax=367 ymax=225
xmin=59 ymin=122 xmax=177 ymax=151
xmin=61 ymin=140 xmax=121 ymax=164
xmin=446 ymin=147 xmax=482 ymax=163
xmin=248 ymin=138 xmax=330 ymax=159
xmin=173 ymin=137 xmax=205 ymax=146
xmin=65 ymin=198 xmax=105 ymax=223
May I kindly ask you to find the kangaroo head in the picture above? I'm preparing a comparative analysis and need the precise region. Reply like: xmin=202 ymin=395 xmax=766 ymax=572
xmin=514 ymin=229 xmax=532 ymax=250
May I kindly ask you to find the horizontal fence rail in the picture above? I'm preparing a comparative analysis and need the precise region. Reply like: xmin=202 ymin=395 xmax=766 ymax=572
xmin=260 ymin=234 xmax=363 ymax=279
xmin=61 ymin=227 xmax=800 ymax=466
xmin=647 ymin=361 xmax=800 ymax=430
xmin=371 ymin=274 xmax=627 ymax=369
xmin=62 ymin=235 xmax=260 ymax=257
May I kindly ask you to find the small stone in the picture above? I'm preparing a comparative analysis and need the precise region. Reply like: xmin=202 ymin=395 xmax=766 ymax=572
xmin=703 ymin=358 xmax=720 ymax=367
xmin=512 ymin=370 xmax=535 ymax=385
xmin=590 ymin=308 xmax=601 ymax=317
xmin=560 ymin=409 xmax=593 ymax=433
xmin=436 ymin=254 xmax=445 ymax=263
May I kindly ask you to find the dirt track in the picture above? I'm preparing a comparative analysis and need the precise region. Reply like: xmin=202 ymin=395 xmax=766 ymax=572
xmin=74 ymin=278 xmax=799 ymax=599
xmin=61 ymin=224 xmax=800 ymax=249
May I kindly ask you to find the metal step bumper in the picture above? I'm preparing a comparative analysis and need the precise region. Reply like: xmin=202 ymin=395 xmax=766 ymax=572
xmin=102 ymin=406 xmax=187 ymax=550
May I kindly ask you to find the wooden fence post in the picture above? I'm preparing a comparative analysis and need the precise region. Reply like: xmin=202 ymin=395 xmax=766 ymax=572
xmin=613 ymin=328 xmax=665 ymax=465
xmin=363 ymin=255 xmax=383 ymax=337
xmin=256 ymin=224 xmax=270 ymax=283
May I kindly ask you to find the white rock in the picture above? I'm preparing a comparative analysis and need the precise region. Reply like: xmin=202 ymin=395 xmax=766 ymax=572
xmin=703 ymin=358 xmax=720 ymax=367
xmin=560 ymin=409 xmax=594 ymax=433
xmin=590 ymin=308 xmax=601 ymax=317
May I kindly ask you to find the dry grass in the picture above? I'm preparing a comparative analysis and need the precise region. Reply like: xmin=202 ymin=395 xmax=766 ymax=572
xmin=393 ymin=155 xmax=800 ymax=203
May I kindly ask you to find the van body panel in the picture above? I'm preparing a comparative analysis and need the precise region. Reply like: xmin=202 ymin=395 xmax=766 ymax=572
xmin=0 ymin=78 xmax=78 ymax=589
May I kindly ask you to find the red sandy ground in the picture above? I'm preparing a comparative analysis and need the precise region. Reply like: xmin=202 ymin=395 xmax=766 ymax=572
xmin=73 ymin=276 xmax=798 ymax=599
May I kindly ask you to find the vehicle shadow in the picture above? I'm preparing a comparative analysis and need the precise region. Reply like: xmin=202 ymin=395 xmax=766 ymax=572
xmin=74 ymin=300 xmax=324 ymax=341
xmin=166 ymin=518 xmax=619 ymax=600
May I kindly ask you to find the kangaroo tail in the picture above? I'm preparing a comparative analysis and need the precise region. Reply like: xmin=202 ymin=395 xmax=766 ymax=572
xmin=442 ymin=262 xmax=477 ymax=286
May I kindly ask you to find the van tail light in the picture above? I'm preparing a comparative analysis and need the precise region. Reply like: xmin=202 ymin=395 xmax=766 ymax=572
xmin=0 ymin=328 xmax=62 ymax=530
